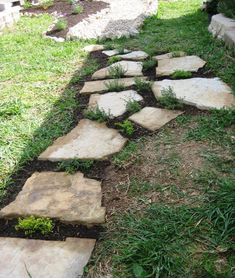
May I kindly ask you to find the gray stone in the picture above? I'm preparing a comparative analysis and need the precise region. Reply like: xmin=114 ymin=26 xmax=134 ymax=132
xmin=102 ymin=49 xmax=129 ymax=56
xmin=156 ymin=56 xmax=206 ymax=76
xmin=88 ymin=90 xmax=143 ymax=118
xmin=129 ymin=107 xmax=183 ymax=131
xmin=117 ymin=50 xmax=149 ymax=60
xmin=209 ymin=14 xmax=235 ymax=40
xmin=39 ymin=119 xmax=127 ymax=161
xmin=152 ymin=78 xmax=235 ymax=110
xmin=224 ymin=30 xmax=235 ymax=49
xmin=0 ymin=237 xmax=95 ymax=278
xmin=92 ymin=61 xmax=143 ymax=80
xmin=80 ymin=77 xmax=147 ymax=94
xmin=83 ymin=44 xmax=105 ymax=53
xmin=153 ymin=51 xmax=186 ymax=61
xmin=0 ymin=171 xmax=105 ymax=224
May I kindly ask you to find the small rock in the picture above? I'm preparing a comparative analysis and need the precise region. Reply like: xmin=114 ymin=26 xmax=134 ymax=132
xmin=117 ymin=50 xmax=149 ymax=60
xmin=83 ymin=44 xmax=105 ymax=53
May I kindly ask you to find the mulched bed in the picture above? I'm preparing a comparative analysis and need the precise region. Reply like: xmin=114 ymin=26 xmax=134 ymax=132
xmin=23 ymin=0 xmax=109 ymax=38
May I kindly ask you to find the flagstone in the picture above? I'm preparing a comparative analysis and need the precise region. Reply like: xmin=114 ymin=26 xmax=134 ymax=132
xmin=102 ymin=49 xmax=129 ymax=56
xmin=129 ymin=107 xmax=184 ymax=131
xmin=152 ymin=78 xmax=235 ymax=110
xmin=38 ymin=119 xmax=127 ymax=161
xmin=88 ymin=90 xmax=143 ymax=118
xmin=153 ymin=51 xmax=186 ymax=61
xmin=156 ymin=55 xmax=206 ymax=76
xmin=92 ymin=61 xmax=143 ymax=80
xmin=0 ymin=237 xmax=95 ymax=278
xmin=117 ymin=51 xmax=149 ymax=61
xmin=80 ymin=77 xmax=147 ymax=94
xmin=0 ymin=171 xmax=105 ymax=225
xmin=83 ymin=44 xmax=105 ymax=53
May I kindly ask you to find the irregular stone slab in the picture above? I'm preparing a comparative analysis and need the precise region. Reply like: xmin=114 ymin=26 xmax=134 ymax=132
xmin=0 ymin=172 xmax=105 ymax=224
xmin=129 ymin=107 xmax=184 ymax=131
xmin=92 ymin=61 xmax=143 ymax=80
xmin=83 ymin=44 xmax=105 ymax=53
xmin=102 ymin=49 xmax=129 ymax=56
xmin=156 ymin=56 xmax=206 ymax=76
xmin=117 ymin=51 xmax=149 ymax=61
xmin=209 ymin=14 xmax=235 ymax=40
xmin=152 ymin=78 xmax=235 ymax=110
xmin=224 ymin=30 xmax=235 ymax=49
xmin=88 ymin=90 xmax=143 ymax=118
xmin=39 ymin=119 xmax=127 ymax=161
xmin=0 ymin=237 xmax=95 ymax=278
xmin=153 ymin=51 xmax=186 ymax=61
xmin=80 ymin=77 xmax=147 ymax=94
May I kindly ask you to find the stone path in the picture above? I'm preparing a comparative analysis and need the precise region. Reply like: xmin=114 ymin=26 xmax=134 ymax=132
xmin=0 ymin=48 xmax=234 ymax=277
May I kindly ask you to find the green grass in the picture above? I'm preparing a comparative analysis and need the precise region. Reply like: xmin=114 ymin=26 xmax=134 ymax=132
xmin=108 ymin=64 xmax=126 ymax=78
xmin=158 ymin=86 xmax=184 ymax=110
xmin=171 ymin=70 xmax=193 ymax=79
xmin=112 ymin=141 xmax=138 ymax=168
xmin=84 ymin=107 xmax=110 ymax=122
xmin=134 ymin=78 xmax=152 ymax=93
xmin=126 ymin=99 xmax=142 ymax=114
xmin=57 ymin=159 xmax=94 ymax=174
xmin=104 ymin=79 xmax=125 ymax=92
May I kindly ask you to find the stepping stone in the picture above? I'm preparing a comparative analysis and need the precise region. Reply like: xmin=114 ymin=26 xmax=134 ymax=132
xmin=209 ymin=14 xmax=235 ymax=40
xmin=152 ymin=78 xmax=235 ymax=110
xmin=102 ymin=49 xmax=129 ymax=56
xmin=153 ymin=51 xmax=186 ymax=61
xmin=92 ymin=61 xmax=143 ymax=80
xmin=0 ymin=237 xmax=95 ymax=278
xmin=83 ymin=44 xmax=105 ymax=53
xmin=117 ymin=51 xmax=149 ymax=61
xmin=129 ymin=107 xmax=183 ymax=131
xmin=80 ymin=77 xmax=147 ymax=94
xmin=38 ymin=119 xmax=127 ymax=161
xmin=88 ymin=90 xmax=143 ymax=118
xmin=156 ymin=55 xmax=206 ymax=76
xmin=0 ymin=172 xmax=106 ymax=225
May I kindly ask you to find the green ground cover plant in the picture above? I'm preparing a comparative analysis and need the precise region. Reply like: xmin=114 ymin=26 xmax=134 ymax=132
xmin=84 ymin=107 xmax=110 ymax=122
xmin=158 ymin=86 xmax=184 ymax=110
xmin=134 ymin=78 xmax=152 ymax=92
xmin=105 ymin=80 xmax=125 ymax=92
xmin=108 ymin=65 xmax=126 ymax=78
xmin=126 ymin=99 xmax=142 ymax=114
xmin=171 ymin=70 xmax=192 ymax=79
xmin=115 ymin=120 xmax=135 ymax=136
xmin=107 ymin=56 xmax=122 ymax=65
xmin=55 ymin=18 xmax=68 ymax=31
xmin=72 ymin=4 xmax=83 ymax=15
xmin=57 ymin=159 xmax=94 ymax=174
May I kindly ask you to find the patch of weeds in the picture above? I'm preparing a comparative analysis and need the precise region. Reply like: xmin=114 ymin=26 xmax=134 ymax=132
xmin=172 ymin=51 xmax=185 ymax=58
xmin=126 ymin=99 xmax=141 ymax=114
xmin=71 ymin=59 xmax=99 ymax=84
xmin=158 ymin=86 xmax=183 ymax=110
xmin=54 ymin=18 xmax=68 ymax=31
xmin=115 ymin=120 xmax=135 ymax=136
xmin=15 ymin=216 xmax=54 ymax=235
xmin=57 ymin=159 xmax=94 ymax=174
xmin=105 ymin=79 xmax=125 ymax=92
xmin=107 ymin=56 xmax=122 ymax=66
xmin=176 ymin=114 xmax=192 ymax=126
xmin=68 ymin=0 xmax=76 ymax=4
xmin=171 ymin=70 xmax=192 ymax=79
xmin=112 ymin=141 xmax=138 ymax=168
xmin=128 ymin=178 xmax=159 ymax=196
xmin=193 ymin=169 xmax=219 ymax=188
xmin=39 ymin=0 xmax=54 ymax=9
xmin=23 ymin=0 xmax=32 ymax=9
xmin=134 ymin=77 xmax=152 ymax=93
xmin=143 ymin=59 xmax=157 ymax=71
xmin=72 ymin=4 xmax=83 ymax=14
xmin=108 ymin=65 xmax=126 ymax=79
xmin=0 ymin=99 xmax=27 ymax=118
xmin=84 ymin=107 xmax=109 ymax=122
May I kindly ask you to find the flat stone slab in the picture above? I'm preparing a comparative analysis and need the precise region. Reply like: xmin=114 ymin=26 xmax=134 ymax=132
xmin=39 ymin=119 xmax=127 ymax=161
xmin=224 ymin=30 xmax=235 ymax=49
xmin=88 ymin=90 xmax=143 ymax=118
xmin=102 ymin=49 xmax=130 ymax=56
xmin=129 ymin=107 xmax=184 ymax=131
xmin=152 ymin=78 xmax=235 ymax=110
xmin=153 ymin=51 xmax=186 ymax=61
xmin=0 ymin=237 xmax=95 ymax=278
xmin=209 ymin=14 xmax=235 ymax=40
xmin=92 ymin=61 xmax=143 ymax=80
xmin=0 ymin=172 xmax=105 ymax=224
xmin=156 ymin=55 xmax=206 ymax=76
xmin=83 ymin=44 xmax=105 ymax=53
xmin=80 ymin=77 xmax=147 ymax=94
xmin=117 ymin=51 xmax=149 ymax=60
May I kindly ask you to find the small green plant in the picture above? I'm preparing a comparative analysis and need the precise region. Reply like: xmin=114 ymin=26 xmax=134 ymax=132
xmin=126 ymin=99 xmax=141 ymax=114
xmin=171 ymin=51 xmax=185 ymax=58
xmin=39 ymin=0 xmax=54 ymax=9
xmin=0 ymin=99 xmax=27 ymax=118
xmin=112 ymin=141 xmax=138 ymax=167
xmin=105 ymin=79 xmax=125 ymax=92
xmin=134 ymin=77 xmax=152 ymax=92
xmin=54 ymin=18 xmax=68 ymax=31
xmin=108 ymin=65 xmax=126 ymax=79
xmin=57 ymin=159 xmax=94 ymax=173
xmin=23 ymin=0 xmax=32 ymax=9
xmin=171 ymin=70 xmax=192 ymax=79
xmin=116 ymin=120 xmax=135 ymax=136
xmin=15 ymin=216 xmax=54 ymax=235
xmin=158 ymin=86 xmax=183 ymax=110
xmin=68 ymin=0 xmax=76 ymax=4
xmin=143 ymin=59 xmax=157 ymax=71
xmin=72 ymin=4 xmax=83 ymax=14
xmin=84 ymin=107 xmax=109 ymax=122
xmin=107 ymin=56 xmax=122 ymax=65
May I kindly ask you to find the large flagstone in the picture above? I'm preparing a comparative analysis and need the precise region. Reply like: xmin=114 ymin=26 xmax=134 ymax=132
xmin=38 ymin=119 xmax=127 ymax=161
xmin=117 ymin=51 xmax=149 ymax=61
xmin=88 ymin=90 xmax=143 ymax=118
xmin=152 ymin=78 xmax=235 ymax=110
xmin=156 ymin=55 xmax=206 ymax=76
xmin=83 ymin=44 xmax=105 ymax=53
xmin=0 ymin=237 xmax=95 ymax=278
xmin=0 ymin=172 xmax=105 ymax=224
xmin=92 ymin=61 xmax=143 ymax=80
xmin=129 ymin=107 xmax=184 ymax=131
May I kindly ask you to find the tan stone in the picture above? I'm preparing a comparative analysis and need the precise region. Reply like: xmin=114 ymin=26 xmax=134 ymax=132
xmin=38 ymin=119 xmax=127 ymax=161
xmin=152 ymin=78 xmax=235 ymax=110
xmin=117 ymin=51 xmax=149 ymax=60
xmin=88 ymin=90 xmax=143 ymax=118
xmin=0 ymin=237 xmax=95 ymax=278
xmin=0 ymin=171 xmax=105 ymax=224
xmin=92 ymin=61 xmax=143 ymax=80
xmin=83 ymin=44 xmax=105 ymax=53
xmin=208 ymin=14 xmax=235 ymax=40
xmin=129 ymin=107 xmax=184 ymax=131
xmin=80 ymin=77 xmax=147 ymax=94
xmin=156 ymin=55 xmax=206 ymax=76
xmin=153 ymin=51 xmax=186 ymax=61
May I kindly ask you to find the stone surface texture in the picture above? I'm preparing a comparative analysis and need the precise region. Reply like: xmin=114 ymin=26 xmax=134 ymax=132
xmin=129 ymin=107 xmax=183 ymax=131
xmin=0 ymin=237 xmax=95 ymax=278
xmin=117 ymin=50 xmax=149 ymax=60
xmin=88 ymin=90 xmax=143 ymax=118
xmin=0 ymin=171 xmax=105 ymax=224
xmin=38 ymin=119 xmax=127 ymax=161
xmin=152 ymin=78 xmax=235 ymax=110
xmin=83 ymin=44 xmax=105 ymax=53
xmin=0 ymin=6 xmax=20 ymax=31
xmin=156 ymin=55 xmax=206 ymax=76
xmin=102 ymin=49 xmax=129 ymax=56
xmin=224 ymin=30 xmax=235 ymax=49
xmin=80 ymin=77 xmax=147 ymax=94
xmin=92 ymin=61 xmax=143 ymax=80
xmin=153 ymin=51 xmax=186 ymax=61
